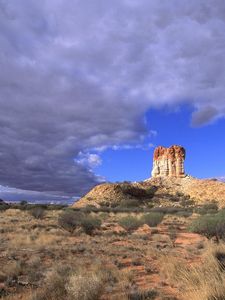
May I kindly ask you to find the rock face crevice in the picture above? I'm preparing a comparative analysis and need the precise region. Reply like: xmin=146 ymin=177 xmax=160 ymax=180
xmin=151 ymin=145 xmax=186 ymax=178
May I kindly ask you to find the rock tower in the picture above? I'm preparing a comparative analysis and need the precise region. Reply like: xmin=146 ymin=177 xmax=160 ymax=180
xmin=151 ymin=145 xmax=186 ymax=178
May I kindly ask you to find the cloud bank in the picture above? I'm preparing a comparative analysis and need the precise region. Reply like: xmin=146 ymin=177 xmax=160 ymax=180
xmin=0 ymin=0 xmax=225 ymax=196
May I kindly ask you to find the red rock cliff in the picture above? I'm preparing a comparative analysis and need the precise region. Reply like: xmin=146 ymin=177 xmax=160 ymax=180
xmin=151 ymin=145 xmax=186 ymax=178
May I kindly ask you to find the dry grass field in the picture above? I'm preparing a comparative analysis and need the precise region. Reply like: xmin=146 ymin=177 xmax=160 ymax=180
xmin=0 ymin=205 xmax=225 ymax=300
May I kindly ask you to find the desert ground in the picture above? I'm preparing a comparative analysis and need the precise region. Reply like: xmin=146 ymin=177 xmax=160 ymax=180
xmin=1 ymin=200 xmax=225 ymax=300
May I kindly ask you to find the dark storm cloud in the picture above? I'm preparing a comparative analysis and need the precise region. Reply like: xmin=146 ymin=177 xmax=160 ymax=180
xmin=0 ymin=0 xmax=225 ymax=196
xmin=0 ymin=185 xmax=75 ymax=204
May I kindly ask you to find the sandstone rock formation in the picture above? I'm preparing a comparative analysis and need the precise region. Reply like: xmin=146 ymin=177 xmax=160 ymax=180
xmin=151 ymin=145 xmax=186 ymax=178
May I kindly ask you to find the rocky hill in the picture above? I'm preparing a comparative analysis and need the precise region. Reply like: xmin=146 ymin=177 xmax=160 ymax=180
xmin=72 ymin=176 xmax=225 ymax=208
xmin=73 ymin=145 xmax=225 ymax=208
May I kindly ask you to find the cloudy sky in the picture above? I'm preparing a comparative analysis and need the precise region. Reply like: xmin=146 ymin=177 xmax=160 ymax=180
xmin=0 ymin=0 xmax=225 ymax=202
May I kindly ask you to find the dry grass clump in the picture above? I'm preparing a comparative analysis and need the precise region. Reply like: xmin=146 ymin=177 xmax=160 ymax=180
xmin=127 ymin=289 xmax=158 ymax=300
xmin=160 ymin=242 xmax=225 ymax=300
xmin=32 ymin=262 xmax=132 ymax=300
xmin=6 ymin=232 xmax=61 ymax=250
xmin=182 ymin=243 xmax=225 ymax=300
xmin=140 ymin=212 xmax=164 ymax=227
xmin=66 ymin=268 xmax=105 ymax=300
xmin=160 ymin=251 xmax=186 ymax=284
xmin=32 ymin=265 xmax=72 ymax=300
xmin=118 ymin=216 xmax=142 ymax=232
xmin=0 ymin=261 xmax=24 ymax=283
xmin=0 ymin=257 xmax=43 ymax=289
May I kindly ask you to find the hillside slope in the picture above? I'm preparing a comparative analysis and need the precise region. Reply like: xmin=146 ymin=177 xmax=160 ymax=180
xmin=73 ymin=177 xmax=225 ymax=208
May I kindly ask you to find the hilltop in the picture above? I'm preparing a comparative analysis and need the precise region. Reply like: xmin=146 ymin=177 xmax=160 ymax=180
xmin=72 ymin=176 xmax=225 ymax=208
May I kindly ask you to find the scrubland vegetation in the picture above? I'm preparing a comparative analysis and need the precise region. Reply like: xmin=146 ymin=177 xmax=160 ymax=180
xmin=0 ymin=200 xmax=225 ymax=299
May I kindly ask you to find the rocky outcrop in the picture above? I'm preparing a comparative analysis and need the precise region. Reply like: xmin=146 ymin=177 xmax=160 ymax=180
xmin=151 ymin=145 xmax=186 ymax=178
xmin=73 ymin=176 xmax=225 ymax=208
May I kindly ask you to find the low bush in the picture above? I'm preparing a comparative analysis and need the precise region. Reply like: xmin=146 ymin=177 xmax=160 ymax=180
xmin=189 ymin=215 xmax=217 ymax=239
xmin=119 ymin=199 xmax=140 ymax=208
xmin=189 ymin=210 xmax=225 ymax=241
xmin=81 ymin=216 xmax=102 ymax=235
xmin=82 ymin=205 xmax=98 ymax=213
xmin=46 ymin=204 xmax=67 ymax=210
xmin=0 ymin=204 xmax=9 ymax=212
xmin=114 ymin=207 xmax=143 ymax=213
xmin=120 ymin=184 xmax=147 ymax=198
xmin=120 ymin=184 xmax=157 ymax=200
xmin=141 ymin=212 xmax=164 ymax=227
xmin=145 ymin=186 xmax=158 ymax=197
xmin=58 ymin=211 xmax=84 ymax=233
xmin=175 ymin=211 xmax=193 ymax=218
xmin=150 ymin=206 xmax=181 ymax=214
xmin=118 ymin=216 xmax=143 ymax=232
xmin=194 ymin=202 xmax=218 ymax=215
xmin=98 ymin=212 xmax=109 ymax=221
xmin=30 ymin=207 xmax=45 ymax=219
xmin=180 ymin=198 xmax=195 ymax=207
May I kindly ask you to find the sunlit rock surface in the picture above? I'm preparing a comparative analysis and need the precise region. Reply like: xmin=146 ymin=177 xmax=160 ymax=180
xmin=151 ymin=145 xmax=186 ymax=178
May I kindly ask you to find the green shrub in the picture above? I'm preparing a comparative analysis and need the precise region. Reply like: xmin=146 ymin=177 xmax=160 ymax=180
xmin=150 ymin=206 xmax=179 ymax=214
xmin=58 ymin=211 xmax=84 ymax=233
xmin=99 ymin=201 xmax=111 ymax=207
xmin=98 ymin=212 xmax=109 ymax=221
xmin=180 ymin=197 xmax=195 ymax=207
xmin=189 ymin=215 xmax=217 ymax=239
xmin=20 ymin=204 xmax=48 ymax=211
xmin=0 ymin=204 xmax=9 ymax=212
xmin=120 ymin=184 xmax=147 ymax=198
xmin=141 ymin=212 xmax=164 ymax=227
xmin=81 ymin=216 xmax=102 ymax=235
xmin=189 ymin=210 xmax=225 ymax=241
xmin=118 ymin=216 xmax=143 ymax=232
xmin=145 ymin=186 xmax=158 ymax=197
xmin=83 ymin=205 xmax=98 ymax=213
xmin=46 ymin=204 xmax=67 ymax=210
xmin=194 ymin=202 xmax=218 ymax=215
xmin=19 ymin=200 xmax=28 ymax=206
xmin=30 ymin=207 xmax=45 ymax=219
xmin=146 ymin=202 xmax=154 ymax=209
xmin=175 ymin=211 xmax=192 ymax=218
xmin=119 ymin=199 xmax=140 ymax=208
xmin=120 ymin=184 xmax=157 ymax=200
